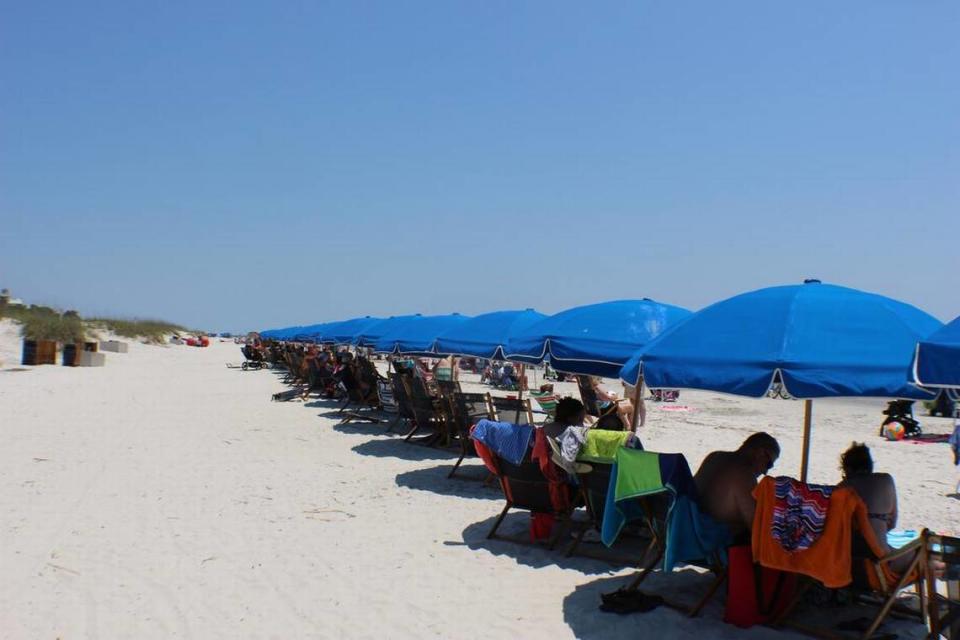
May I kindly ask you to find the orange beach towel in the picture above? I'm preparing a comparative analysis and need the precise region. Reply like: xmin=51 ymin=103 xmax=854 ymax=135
xmin=752 ymin=476 xmax=866 ymax=588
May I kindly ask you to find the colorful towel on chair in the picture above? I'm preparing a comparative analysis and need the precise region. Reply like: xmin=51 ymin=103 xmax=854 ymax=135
xmin=578 ymin=430 xmax=635 ymax=463
xmin=752 ymin=476 xmax=865 ymax=588
xmin=470 ymin=419 xmax=533 ymax=465
xmin=600 ymin=448 xmax=697 ymax=548
xmin=772 ymin=476 xmax=834 ymax=552
xmin=663 ymin=494 xmax=733 ymax=571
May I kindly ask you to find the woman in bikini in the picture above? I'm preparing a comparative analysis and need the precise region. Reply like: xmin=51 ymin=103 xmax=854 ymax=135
xmin=838 ymin=442 xmax=912 ymax=573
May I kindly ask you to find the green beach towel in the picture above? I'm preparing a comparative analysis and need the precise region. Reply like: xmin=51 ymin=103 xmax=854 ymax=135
xmin=612 ymin=448 xmax=663 ymax=501
xmin=577 ymin=430 xmax=633 ymax=464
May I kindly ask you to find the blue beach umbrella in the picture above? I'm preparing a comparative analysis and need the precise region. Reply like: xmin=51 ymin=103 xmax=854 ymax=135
xmin=373 ymin=313 xmax=471 ymax=355
xmin=912 ymin=315 xmax=960 ymax=391
xmin=433 ymin=309 xmax=547 ymax=359
xmin=504 ymin=299 xmax=693 ymax=379
xmin=318 ymin=316 xmax=383 ymax=345
xmin=296 ymin=322 xmax=333 ymax=342
xmin=353 ymin=314 xmax=423 ymax=349
xmin=619 ymin=280 xmax=943 ymax=480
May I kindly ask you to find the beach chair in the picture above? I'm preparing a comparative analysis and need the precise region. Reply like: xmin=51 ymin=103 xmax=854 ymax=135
xmin=336 ymin=359 xmax=381 ymax=417
xmin=601 ymin=449 xmax=730 ymax=617
xmin=528 ymin=390 xmax=558 ymax=420
xmin=485 ymin=394 xmax=535 ymax=425
xmin=387 ymin=371 xmax=416 ymax=432
xmin=473 ymin=424 xmax=576 ymax=549
xmin=445 ymin=391 xmax=490 ymax=479
xmin=402 ymin=374 xmax=446 ymax=445
xmin=925 ymin=532 xmax=960 ymax=639
xmin=576 ymin=375 xmax=627 ymax=430
xmin=751 ymin=476 xmax=927 ymax=639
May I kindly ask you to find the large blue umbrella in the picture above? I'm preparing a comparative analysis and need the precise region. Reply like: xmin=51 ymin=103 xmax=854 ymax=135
xmin=619 ymin=280 xmax=943 ymax=480
xmin=433 ymin=309 xmax=547 ymax=359
xmin=353 ymin=314 xmax=423 ymax=348
xmin=912 ymin=315 xmax=960 ymax=390
xmin=504 ymin=299 xmax=693 ymax=378
xmin=296 ymin=322 xmax=333 ymax=342
xmin=373 ymin=313 xmax=471 ymax=355
xmin=318 ymin=316 xmax=383 ymax=345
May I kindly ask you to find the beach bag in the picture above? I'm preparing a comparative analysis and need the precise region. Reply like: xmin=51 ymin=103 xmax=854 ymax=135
xmin=724 ymin=544 xmax=797 ymax=628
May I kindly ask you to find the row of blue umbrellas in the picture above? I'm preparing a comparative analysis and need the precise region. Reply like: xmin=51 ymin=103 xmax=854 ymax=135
xmin=260 ymin=280 xmax=958 ymax=481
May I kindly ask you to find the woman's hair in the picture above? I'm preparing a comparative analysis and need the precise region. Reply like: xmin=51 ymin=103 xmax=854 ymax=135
xmin=840 ymin=442 xmax=873 ymax=478
xmin=555 ymin=397 xmax=585 ymax=424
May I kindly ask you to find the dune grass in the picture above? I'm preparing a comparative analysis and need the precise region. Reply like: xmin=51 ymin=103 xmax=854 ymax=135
xmin=2 ymin=305 xmax=87 ymax=343
xmin=86 ymin=318 xmax=189 ymax=343
xmin=1 ymin=301 xmax=190 ymax=344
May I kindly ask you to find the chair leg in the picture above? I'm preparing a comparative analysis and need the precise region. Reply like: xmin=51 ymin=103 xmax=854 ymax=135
xmin=487 ymin=504 xmax=511 ymax=539
xmin=448 ymin=449 xmax=467 ymax=479
xmin=689 ymin=568 xmax=727 ymax=617
xmin=548 ymin=515 xmax=572 ymax=551
xmin=625 ymin=545 xmax=665 ymax=592
xmin=402 ymin=420 xmax=420 ymax=442
xmin=862 ymin=553 xmax=923 ymax=639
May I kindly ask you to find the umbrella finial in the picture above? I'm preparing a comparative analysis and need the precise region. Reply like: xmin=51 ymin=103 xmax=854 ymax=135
xmin=803 ymin=278 xmax=822 ymax=285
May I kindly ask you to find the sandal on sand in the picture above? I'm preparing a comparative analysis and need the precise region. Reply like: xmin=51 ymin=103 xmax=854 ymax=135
xmin=599 ymin=589 xmax=664 ymax=614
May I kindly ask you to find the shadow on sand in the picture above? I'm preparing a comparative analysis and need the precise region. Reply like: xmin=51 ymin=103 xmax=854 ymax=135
xmin=395 ymin=464 xmax=498 ymax=501
xmin=351 ymin=437 xmax=460 ymax=462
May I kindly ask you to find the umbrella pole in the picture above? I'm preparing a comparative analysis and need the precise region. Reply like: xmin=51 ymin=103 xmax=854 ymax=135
xmin=800 ymin=399 xmax=813 ymax=483
xmin=629 ymin=376 xmax=643 ymax=432
xmin=516 ymin=363 xmax=526 ymax=423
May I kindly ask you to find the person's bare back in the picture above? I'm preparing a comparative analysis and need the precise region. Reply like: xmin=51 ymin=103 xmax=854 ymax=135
xmin=694 ymin=433 xmax=781 ymax=537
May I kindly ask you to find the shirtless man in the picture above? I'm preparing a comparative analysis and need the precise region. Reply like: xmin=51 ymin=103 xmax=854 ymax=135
xmin=694 ymin=432 xmax=781 ymax=538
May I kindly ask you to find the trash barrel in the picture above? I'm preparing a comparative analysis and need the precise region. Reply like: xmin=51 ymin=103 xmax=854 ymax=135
xmin=22 ymin=340 xmax=37 ymax=365
xmin=63 ymin=343 xmax=78 ymax=366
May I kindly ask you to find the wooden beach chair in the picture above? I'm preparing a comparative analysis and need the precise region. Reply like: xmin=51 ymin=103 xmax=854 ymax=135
xmin=751 ymin=476 xmax=928 ymax=639
xmin=924 ymin=532 xmax=960 ymax=639
xmin=402 ymin=375 xmax=446 ymax=445
xmin=445 ymin=391 xmax=490 ymax=479
xmin=576 ymin=375 xmax=627 ymax=429
xmin=485 ymin=393 xmax=535 ymax=425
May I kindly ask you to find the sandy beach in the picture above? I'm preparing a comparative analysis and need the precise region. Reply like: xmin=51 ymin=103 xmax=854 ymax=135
xmin=1 ymin=327 xmax=957 ymax=639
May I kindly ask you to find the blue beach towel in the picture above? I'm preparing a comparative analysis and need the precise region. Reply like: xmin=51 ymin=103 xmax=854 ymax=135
xmin=470 ymin=419 xmax=534 ymax=465
xmin=663 ymin=495 xmax=733 ymax=571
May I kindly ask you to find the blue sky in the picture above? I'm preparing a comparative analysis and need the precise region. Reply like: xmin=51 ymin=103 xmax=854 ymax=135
xmin=2 ymin=2 xmax=958 ymax=332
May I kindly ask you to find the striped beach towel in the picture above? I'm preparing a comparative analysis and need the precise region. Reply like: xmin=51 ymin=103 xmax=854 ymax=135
xmin=772 ymin=477 xmax=834 ymax=552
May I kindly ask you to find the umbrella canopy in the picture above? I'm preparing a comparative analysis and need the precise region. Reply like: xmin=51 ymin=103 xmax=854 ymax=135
xmin=353 ymin=314 xmax=423 ymax=348
xmin=295 ymin=322 xmax=333 ymax=342
xmin=621 ymin=280 xmax=942 ymax=400
xmin=433 ymin=309 xmax=547 ymax=359
xmin=504 ymin=299 xmax=693 ymax=378
xmin=912 ymin=315 xmax=960 ymax=389
xmin=317 ymin=316 xmax=383 ymax=345
xmin=373 ymin=313 xmax=471 ymax=355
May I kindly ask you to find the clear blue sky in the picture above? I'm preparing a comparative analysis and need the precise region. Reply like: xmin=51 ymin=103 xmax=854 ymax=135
xmin=2 ymin=2 xmax=958 ymax=332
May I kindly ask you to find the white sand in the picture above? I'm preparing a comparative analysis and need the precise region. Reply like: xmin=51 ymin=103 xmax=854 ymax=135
xmin=1 ymin=326 xmax=957 ymax=639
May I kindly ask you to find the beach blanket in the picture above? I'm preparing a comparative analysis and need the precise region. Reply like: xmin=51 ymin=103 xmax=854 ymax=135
xmin=470 ymin=419 xmax=533 ymax=466
xmin=772 ymin=476 xmax=834 ymax=552
xmin=752 ymin=476 xmax=865 ymax=588
xmin=664 ymin=494 xmax=733 ymax=571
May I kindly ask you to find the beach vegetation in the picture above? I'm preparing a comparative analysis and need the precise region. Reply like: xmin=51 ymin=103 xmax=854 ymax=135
xmin=86 ymin=317 xmax=189 ymax=343
xmin=3 ymin=304 xmax=87 ymax=343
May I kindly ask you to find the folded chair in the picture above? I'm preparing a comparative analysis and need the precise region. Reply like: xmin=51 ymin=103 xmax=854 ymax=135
xmin=751 ymin=476 xmax=927 ymax=639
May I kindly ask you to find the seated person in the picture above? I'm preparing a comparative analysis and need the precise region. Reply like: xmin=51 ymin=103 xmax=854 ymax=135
xmin=590 ymin=377 xmax=637 ymax=431
xmin=694 ymin=432 xmax=781 ymax=538
xmin=433 ymin=355 xmax=458 ymax=381
xmin=542 ymin=397 xmax=587 ymax=440
xmin=838 ymin=442 xmax=917 ymax=574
